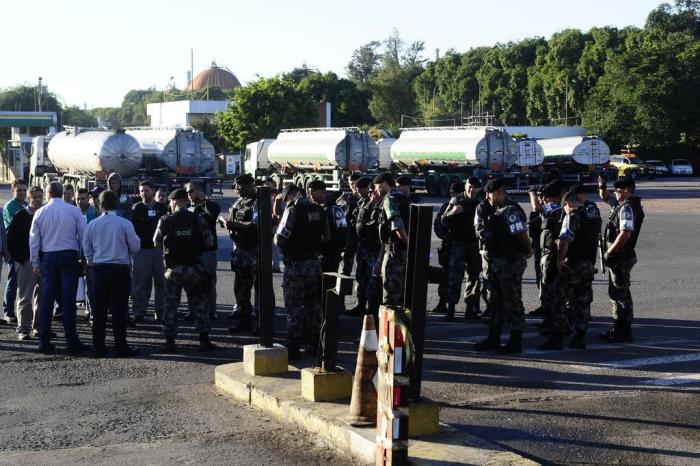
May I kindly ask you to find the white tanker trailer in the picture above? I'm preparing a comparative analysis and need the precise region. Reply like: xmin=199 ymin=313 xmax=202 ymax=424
xmin=537 ymin=136 xmax=611 ymax=183
xmin=30 ymin=127 xmax=221 ymax=193
xmin=246 ymin=127 xmax=379 ymax=191
xmin=125 ymin=127 xmax=217 ymax=176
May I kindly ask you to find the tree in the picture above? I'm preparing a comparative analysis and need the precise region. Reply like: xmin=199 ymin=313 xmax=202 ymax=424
xmin=62 ymin=106 xmax=98 ymax=127
xmin=297 ymin=72 xmax=373 ymax=126
xmin=0 ymin=85 xmax=62 ymax=113
xmin=347 ymin=41 xmax=381 ymax=85
xmin=214 ymin=76 xmax=317 ymax=151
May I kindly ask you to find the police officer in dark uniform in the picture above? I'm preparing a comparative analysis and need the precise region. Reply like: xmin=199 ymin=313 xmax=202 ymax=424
xmin=432 ymin=191 xmax=454 ymax=314
xmin=275 ymin=184 xmax=330 ymax=359
xmin=527 ymin=187 xmax=544 ymax=313
xmin=221 ymin=174 xmax=259 ymax=333
xmin=336 ymin=173 xmax=361 ymax=275
xmin=598 ymin=176 xmax=644 ymax=343
xmin=375 ymin=173 xmax=411 ymax=307
xmin=308 ymin=180 xmax=347 ymax=274
xmin=397 ymin=175 xmax=422 ymax=204
xmin=474 ymin=178 xmax=532 ymax=354
xmin=153 ymin=189 xmax=216 ymax=353
xmin=347 ymin=177 xmax=378 ymax=315
xmin=537 ymin=190 xmax=599 ymax=350
xmin=474 ymin=185 xmax=497 ymax=318
xmin=528 ymin=179 xmax=565 ymax=330
xmin=440 ymin=177 xmax=483 ymax=320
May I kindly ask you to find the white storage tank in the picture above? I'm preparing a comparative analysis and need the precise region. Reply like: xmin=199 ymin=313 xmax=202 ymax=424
xmin=390 ymin=126 xmax=519 ymax=169
xmin=267 ymin=128 xmax=378 ymax=171
xmin=514 ymin=138 xmax=545 ymax=166
xmin=539 ymin=136 xmax=610 ymax=165
xmin=47 ymin=129 xmax=142 ymax=178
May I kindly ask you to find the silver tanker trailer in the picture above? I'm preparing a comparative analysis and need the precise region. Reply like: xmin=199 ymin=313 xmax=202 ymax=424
xmin=125 ymin=127 xmax=217 ymax=176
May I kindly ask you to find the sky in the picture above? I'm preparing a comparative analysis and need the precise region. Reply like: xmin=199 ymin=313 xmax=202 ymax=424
xmin=1 ymin=0 xmax=665 ymax=109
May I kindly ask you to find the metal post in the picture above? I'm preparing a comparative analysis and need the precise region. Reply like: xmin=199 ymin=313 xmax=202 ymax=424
xmin=403 ymin=204 xmax=433 ymax=401
xmin=319 ymin=272 xmax=353 ymax=371
xmin=257 ymin=186 xmax=274 ymax=348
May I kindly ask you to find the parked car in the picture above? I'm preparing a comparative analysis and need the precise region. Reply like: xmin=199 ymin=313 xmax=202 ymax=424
xmin=646 ymin=160 xmax=670 ymax=176
xmin=609 ymin=155 xmax=655 ymax=179
xmin=671 ymin=159 xmax=694 ymax=176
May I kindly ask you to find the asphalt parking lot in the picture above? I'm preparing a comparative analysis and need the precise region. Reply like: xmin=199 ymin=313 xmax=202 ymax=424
xmin=0 ymin=177 xmax=698 ymax=465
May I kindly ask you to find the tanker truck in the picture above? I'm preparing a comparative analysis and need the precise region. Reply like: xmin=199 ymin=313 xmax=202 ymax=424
xmin=125 ymin=127 xmax=217 ymax=176
xmin=245 ymin=127 xmax=379 ymax=191
xmin=29 ymin=127 xmax=221 ymax=193
xmin=538 ymin=136 xmax=611 ymax=183
xmin=389 ymin=126 xmax=541 ymax=197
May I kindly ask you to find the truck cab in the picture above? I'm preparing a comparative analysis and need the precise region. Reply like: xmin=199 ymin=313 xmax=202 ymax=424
xmin=244 ymin=139 xmax=275 ymax=176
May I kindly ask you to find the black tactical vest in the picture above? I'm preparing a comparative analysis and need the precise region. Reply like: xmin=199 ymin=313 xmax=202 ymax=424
xmin=490 ymin=202 xmax=526 ymax=258
xmin=321 ymin=203 xmax=347 ymax=259
xmin=447 ymin=194 xmax=477 ymax=243
xmin=540 ymin=203 xmax=563 ymax=252
xmin=606 ymin=196 xmax=645 ymax=258
xmin=286 ymin=200 xmax=324 ymax=260
xmin=162 ymin=210 xmax=203 ymax=267
xmin=230 ymin=196 xmax=257 ymax=249
xmin=379 ymin=190 xmax=411 ymax=246
xmin=567 ymin=208 xmax=599 ymax=264
xmin=356 ymin=198 xmax=381 ymax=252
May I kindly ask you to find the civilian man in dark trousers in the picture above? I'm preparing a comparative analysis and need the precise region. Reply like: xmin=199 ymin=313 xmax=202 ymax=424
xmin=83 ymin=191 xmax=141 ymax=357
xmin=29 ymin=182 xmax=88 ymax=355
xmin=131 ymin=181 xmax=168 ymax=322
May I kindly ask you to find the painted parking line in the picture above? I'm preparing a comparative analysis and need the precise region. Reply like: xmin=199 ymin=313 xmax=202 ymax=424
xmin=580 ymin=352 xmax=700 ymax=370
xmin=641 ymin=373 xmax=700 ymax=386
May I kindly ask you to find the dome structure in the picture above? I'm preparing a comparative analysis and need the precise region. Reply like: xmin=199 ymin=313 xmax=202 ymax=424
xmin=187 ymin=61 xmax=241 ymax=91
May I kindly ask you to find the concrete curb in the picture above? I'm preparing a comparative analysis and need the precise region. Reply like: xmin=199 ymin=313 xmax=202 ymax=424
xmin=215 ymin=362 xmax=539 ymax=465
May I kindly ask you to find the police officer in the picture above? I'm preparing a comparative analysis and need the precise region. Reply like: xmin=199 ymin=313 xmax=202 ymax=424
xmin=397 ymin=175 xmax=422 ymax=204
xmin=432 ymin=190 xmax=454 ymax=314
xmin=527 ymin=187 xmax=544 ymax=314
xmin=153 ymin=189 xmax=216 ymax=353
xmin=528 ymin=179 xmax=565 ymax=330
xmin=274 ymin=184 xmax=330 ymax=359
xmin=439 ymin=178 xmax=479 ymax=320
xmin=308 ymin=180 xmax=347 ymax=274
xmin=221 ymin=174 xmax=259 ymax=333
xmin=474 ymin=178 xmax=532 ymax=354
xmin=374 ymin=173 xmax=410 ymax=307
xmin=474 ymin=184 xmax=496 ymax=318
xmin=336 ymin=173 xmax=361 ymax=275
xmin=347 ymin=177 xmax=377 ymax=315
xmin=537 ymin=191 xmax=598 ymax=350
xmin=598 ymin=176 xmax=644 ymax=342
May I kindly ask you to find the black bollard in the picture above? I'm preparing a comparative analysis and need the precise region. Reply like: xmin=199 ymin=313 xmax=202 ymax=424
xmin=403 ymin=204 xmax=433 ymax=401
xmin=319 ymin=272 xmax=354 ymax=371
xmin=257 ymin=186 xmax=274 ymax=348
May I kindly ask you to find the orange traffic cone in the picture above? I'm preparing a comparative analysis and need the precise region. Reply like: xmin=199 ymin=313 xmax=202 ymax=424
xmin=345 ymin=314 xmax=379 ymax=427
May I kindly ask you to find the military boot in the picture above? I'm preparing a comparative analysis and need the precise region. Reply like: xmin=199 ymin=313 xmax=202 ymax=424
xmin=431 ymin=298 xmax=447 ymax=314
xmin=537 ymin=332 xmax=564 ymax=351
xmin=161 ymin=336 xmax=176 ymax=354
xmin=474 ymin=325 xmax=501 ymax=351
xmin=199 ymin=333 xmax=217 ymax=351
xmin=607 ymin=321 xmax=633 ymax=343
xmin=599 ymin=320 xmax=621 ymax=341
xmin=464 ymin=302 xmax=481 ymax=320
xmin=444 ymin=304 xmax=455 ymax=322
xmin=498 ymin=329 xmax=523 ymax=355
xmin=228 ymin=316 xmax=252 ymax=333
xmin=568 ymin=329 xmax=587 ymax=349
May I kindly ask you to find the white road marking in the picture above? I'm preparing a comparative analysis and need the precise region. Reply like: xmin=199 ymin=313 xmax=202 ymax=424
xmin=642 ymin=373 xmax=700 ymax=386
xmin=579 ymin=352 xmax=700 ymax=370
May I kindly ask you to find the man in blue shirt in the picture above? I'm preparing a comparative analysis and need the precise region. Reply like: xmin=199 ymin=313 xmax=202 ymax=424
xmin=84 ymin=190 xmax=141 ymax=357
xmin=3 ymin=179 xmax=28 ymax=323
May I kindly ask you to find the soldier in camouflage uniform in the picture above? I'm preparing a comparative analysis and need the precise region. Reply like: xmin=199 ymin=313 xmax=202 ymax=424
xmin=474 ymin=193 xmax=496 ymax=318
xmin=153 ymin=189 xmax=216 ymax=353
xmin=432 ymin=197 xmax=452 ymax=314
xmin=221 ymin=174 xmax=259 ymax=334
xmin=275 ymin=184 xmax=330 ymax=359
xmin=598 ymin=176 xmax=644 ymax=343
xmin=309 ymin=180 xmax=347 ymax=274
xmin=527 ymin=188 xmax=544 ymax=314
xmin=336 ymin=173 xmax=361 ymax=275
xmin=347 ymin=177 xmax=378 ymax=315
xmin=374 ymin=173 xmax=410 ymax=307
xmin=538 ymin=191 xmax=599 ymax=350
xmin=528 ymin=180 xmax=565 ymax=330
xmin=474 ymin=178 xmax=532 ymax=355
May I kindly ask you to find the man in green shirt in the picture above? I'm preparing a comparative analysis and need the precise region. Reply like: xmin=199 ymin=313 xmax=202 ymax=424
xmin=2 ymin=179 xmax=28 ymax=323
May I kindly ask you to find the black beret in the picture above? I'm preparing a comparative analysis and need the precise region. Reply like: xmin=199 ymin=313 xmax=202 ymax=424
xmin=450 ymin=181 xmax=465 ymax=193
xmin=467 ymin=176 xmax=482 ymax=187
xmin=484 ymin=178 xmax=505 ymax=193
xmin=168 ymin=188 xmax=188 ymax=200
xmin=562 ymin=190 xmax=579 ymax=204
xmin=308 ymin=179 xmax=326 ymax=191
xmin=396 ymin=175 xmax=412 ymax=186
xmin=373 ymin=172 xmax=396 ymax=187
xmin=235 ymin=174 xmax=255 ymax=185
xmin=280 ymin=184 xmax=300 ymax=199
xmin=614 ymin=177 xmax=636 ymax=190
xmin=541 ymin=179 xmax=565 ymax=197
xmin=356 ymin=177 xmax=372 ymax=189
xmin=569 ymin=184 xmax=587 ymax=194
